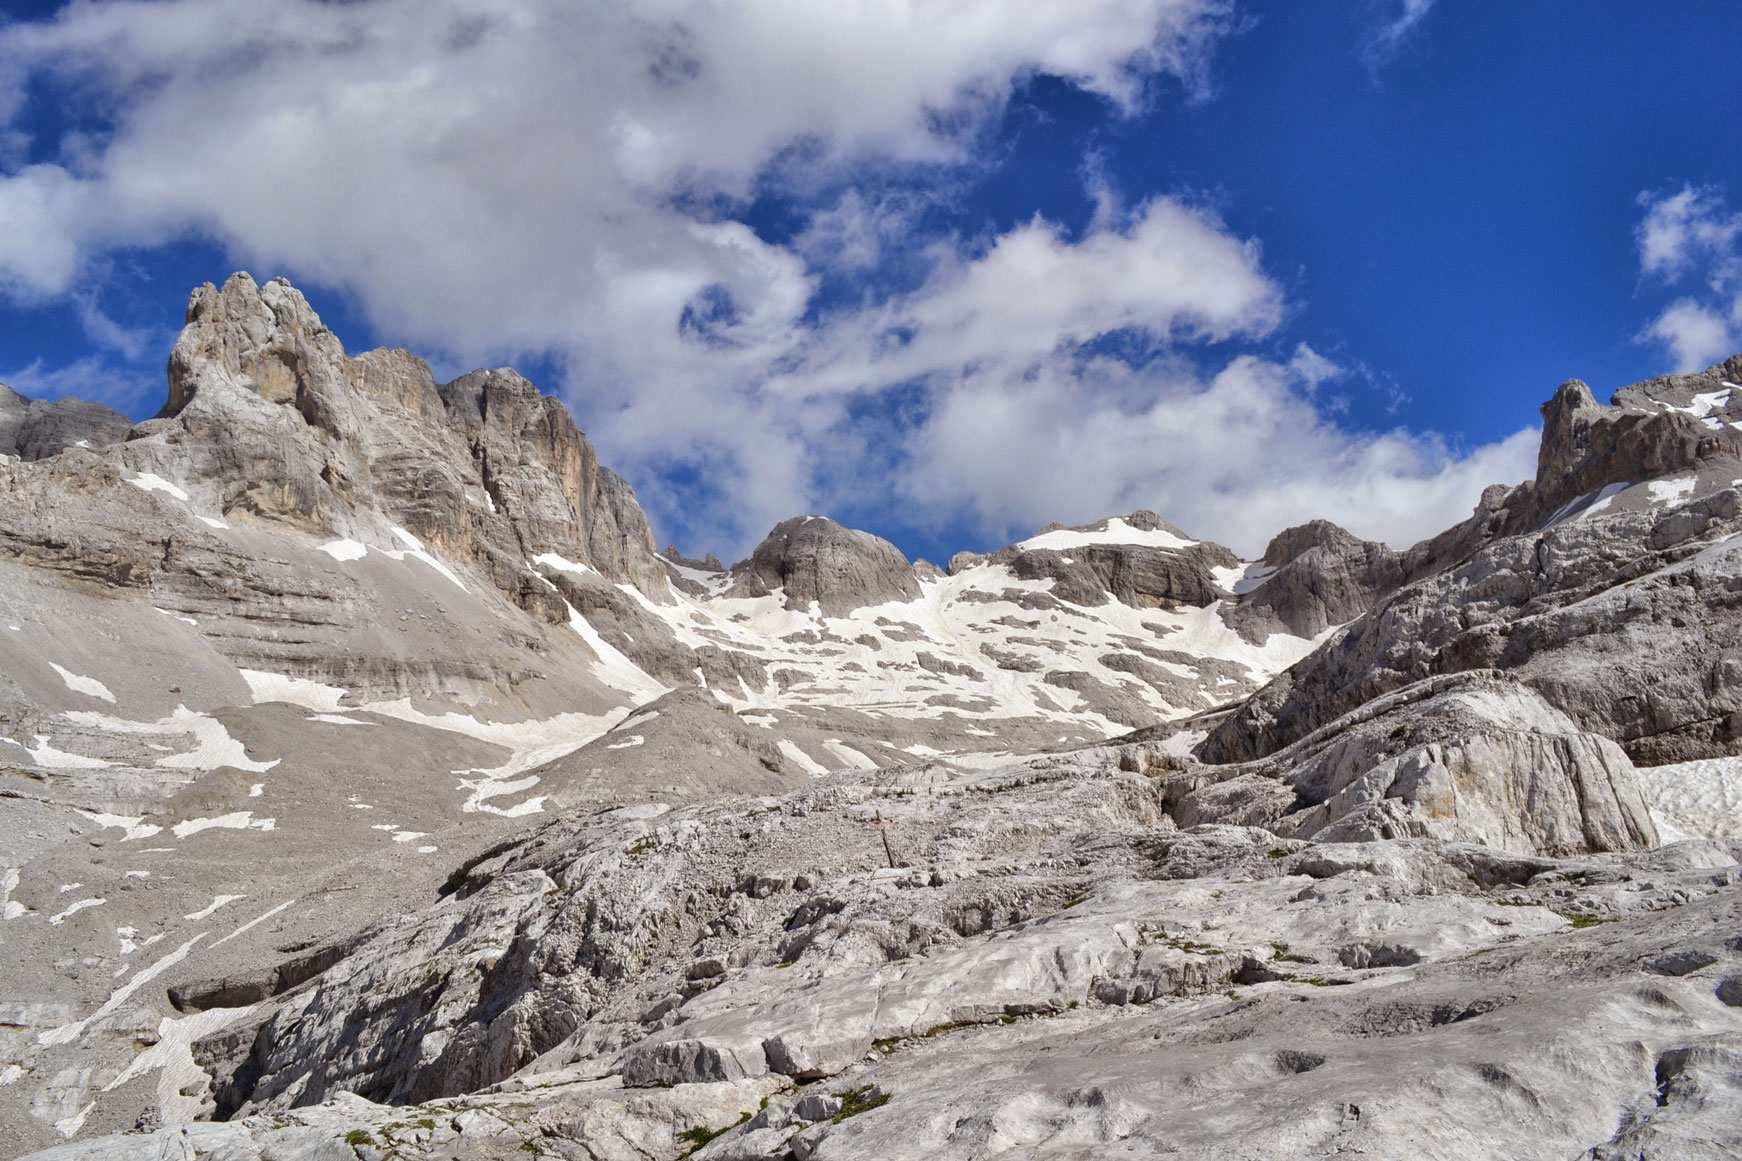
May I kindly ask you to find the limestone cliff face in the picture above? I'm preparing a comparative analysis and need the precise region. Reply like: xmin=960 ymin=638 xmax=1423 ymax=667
xmin=1200 ymin=357 xmax=1742 ymax=768
xmin=149 ymin=272 xmax=668 ymax=609
xmin=440 ymin=368 xmax=669 ymax=597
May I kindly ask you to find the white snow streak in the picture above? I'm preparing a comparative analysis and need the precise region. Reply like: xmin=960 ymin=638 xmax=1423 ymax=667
xmin=48 ymin=663 xmax=116 ymax=702
xmin=126 ymin=473 xmax=189 ymax=502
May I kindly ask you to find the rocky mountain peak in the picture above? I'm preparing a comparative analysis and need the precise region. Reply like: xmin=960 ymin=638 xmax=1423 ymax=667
xmin=142 ymin=271 xmax=671 ymax=603
xmin=1523 ymin=362 xmax=1742 ymax=531
xmin=0 ymin=381 xmax=133 ymax=461
xmin=165 ymin=273 xmax=356 ymax=428
xmin=1257 ymin=518 xmax=1371 ymax=570
xmin=1219 ymin=519 xmax=1405 ymax=642
xmin=729 ymin=515 xmax=921 ymax=615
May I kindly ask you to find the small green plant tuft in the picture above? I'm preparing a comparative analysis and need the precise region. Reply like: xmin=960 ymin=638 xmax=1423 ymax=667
xmin=676 ymin=1111 xmax=751 ymax=1155
xmin=832 ymin=1085 xmax=892 ymax=1123
xmin=1061 ymin=894 xmax=1089 ymax=909
xmin=625 ymin=835 xmax=656 ymax=856
xmin=1555 ymin=911 xmax=1614 ymax=929
xmin=1266 ymin=848 xmax=1289 ymax=859
xmin=1269 ymin=941 xmax=1310 ymax=963
xmin=344 ymin=1130 xmax=374 ymax=1147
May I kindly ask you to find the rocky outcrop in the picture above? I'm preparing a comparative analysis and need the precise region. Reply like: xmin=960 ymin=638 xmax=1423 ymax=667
xmin=985 ymin=512 xmax=1240 ymax=610
xmin=1222 ymin=519 xmax=1405 ymax=641
xmin=146 ymin=272 xmax=669 ymax=606
xmin=1201 ymin=361 xmax=1742 ymax=768
xmin=1171 ymin=675 xmax=1658 ymax=856
xmin=0 ymin=384 xmax=134 ymax=461
xmin=79 ymin=747 xmax=1741 ymax=1161
xmin=994 ymin=541 xmax=1235 ymax=608
xmin=729 ymin=516 xmax=920 ymax=615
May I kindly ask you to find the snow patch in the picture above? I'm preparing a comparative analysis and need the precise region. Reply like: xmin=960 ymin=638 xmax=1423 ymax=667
xmin=614 ymin=709 xmax=660 ymax=733
xmin=49 ymin=663 xmax=116 ymax=702
xmin=80 ymin=812 xmax=163 ymax=842
xmin=183 ymin=895 xmax=245 ymax=921
xmin=64 ymin=706 xmax=279 ymax=773
xmin=1019 ymin=517 xmax=1195 ymax=553
xmin=1675 ymin=387 xmax=1734 ymax=420
xmin=212 ymin=899 xmax=294 ymax=948
xmin=387 ymin=526 xmax=469 ymax=590
xmin=564 ymin=601 xmax=669 ymax=701
xmin=24 ymin=735 xmax=112 ymax=768
xmin=126 ymin=473 xmax=189 ymax=502
xmin=777 ymin=739 xmax=830 ymax=777
xmin=39 ymin=934 xmax=206 ymax=1047
xmin=1 ymin=867 xmax=23 ymax=921
xmin=1230 ymin=563 xmax=1276 ymax=595
xmin=1647 ymin=476 xmax=1698 ymax=506
xmin=171 ymin=812 xmax=275 ymax=839
xmin=1576 ymin=481 xmax=1632 ymax=522
xmin=241 ymin=669 xmax=348 ymax=712
xmin=54 ymin=1103 xmax=96 ymax=1138
xmin=363 ymin=701 xmax=627 ymax=816
xmin=533 ymin=552 xmax=599 ymax=577
xmin=318 ymin=538 xmax=368 ymax=561
xmin=823 ymin=739 xmax=878 ymax=769
xmin=607 ymin=735 xmax=645 ymax=749
xmin=102 ymin=1003 xmax=260 ymax=1128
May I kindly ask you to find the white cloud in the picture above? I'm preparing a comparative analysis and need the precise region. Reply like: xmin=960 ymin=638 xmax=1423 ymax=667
xmin=0 ymin=0 xmax=1536 ymax=560
xmin=781 ymin=197 xmax=1283 ymax=395
xmin=1636 ymin=186 xmax=1742 ymax=372
xmin=1358 ymin=0 xmax=1436 ymax=75
xmin=889 ymin=344 xmax=1538 ymax=558
xmin=1 ymin=356 xmax=157 ymax=415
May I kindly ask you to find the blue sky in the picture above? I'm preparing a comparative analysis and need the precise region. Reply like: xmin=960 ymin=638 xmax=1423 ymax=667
xmin=2 ymin=0 xmax=1741 ymax=563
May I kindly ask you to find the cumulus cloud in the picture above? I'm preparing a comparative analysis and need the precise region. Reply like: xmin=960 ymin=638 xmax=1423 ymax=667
xmin=1636 ymin=186 xmax=1742 ymax=372
xmin=897 ymin=349 xmax=1538 ymax=556
xmin=0 ymin=0 xmax=1536 ymax=559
